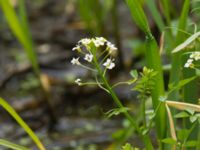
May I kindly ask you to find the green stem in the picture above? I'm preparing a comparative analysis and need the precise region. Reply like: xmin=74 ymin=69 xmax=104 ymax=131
xmin=141 ymin=96 xmax=146 ymax=128
xmin=145 ymin=35 xmax=166 ymax=144
xmin=93 ymin=56 xmax=154 ymax=150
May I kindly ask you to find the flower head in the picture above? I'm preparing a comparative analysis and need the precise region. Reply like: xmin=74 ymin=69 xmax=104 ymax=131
xmin=84 ymin=54 xmax=93 ymax=62
xmin=184 ymin=59 xmax=193 ymax=68
xmin=103 ymin=58 xmax=115 ymax=70
xmin=75 ymin=78 xmax=82 ymax=86
xmin=71 ymin=57 xmax=81 ymax=65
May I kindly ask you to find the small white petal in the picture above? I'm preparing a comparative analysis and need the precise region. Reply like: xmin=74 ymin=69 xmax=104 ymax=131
xmin=84 ymin=54 xmax=93 ymax=62
xmin=75 ymin=78 xmax=82 ymax=86
xmin=107 ymin=42 xmax=117 ymax=53
xmin=79 ymin=38 xmax=91 ymax=46
xmin=92 ymin=37 xmax=107 ymax=47
xmin=103 ymin=58 xmax=115 ymax=70
xmin=71 ymin=57 xmax=81 ymax=65
xmin=72 ymin=45 xmax=81 ymax=51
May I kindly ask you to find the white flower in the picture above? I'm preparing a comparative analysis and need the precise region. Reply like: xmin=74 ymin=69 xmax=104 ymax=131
xmin=79 ymin=38 xmax=91 ymax=46
xmin=103 ymin=58 xmax=115 ymax=70
xmin=107 ymin=42 xmax=117 ymax=53
xmin=75 ymin=78 xmax=82 ymax=86
xmin=71 ymin=57 xmax=81 ymax=65
xmin=84 ymin=54 xmax=93 ymax=62
xmin=184 ymin=59 xmax=193 ymax=68
xmin=72 ymin=45 xmax=81 ymax=51
xmin=190 ymin=51 xmax=200 ymax=61
xmin=93 ymin=37 xmax=107 ymax=47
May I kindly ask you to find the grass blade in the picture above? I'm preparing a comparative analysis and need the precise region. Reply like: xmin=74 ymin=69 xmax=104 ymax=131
xmin=125 ymin=0 xmax=151 ymax=35
xmin=146 ymin=0 xmax=165 ymax=31
xmin=0 ymin=0 xmax=39 ymax=75
xmin=172 ymin=31 xmax=200 ymax=53
xmin=0 ymin=97 xmax=45 ymax=150
xmin=125 ymin=0 xmax=166 ymax=148
xmin=0 ymin=139 xmax=29 ymax=150
xmin=169 ymin=0 xmax=190 ymax=100
xmin=160 ymin=0 xmax=171 ymax=26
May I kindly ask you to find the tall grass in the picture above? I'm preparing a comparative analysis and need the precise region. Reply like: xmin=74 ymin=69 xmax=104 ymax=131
xmin=125 ymin=1 xmax=166 ymax=149
xmin=169 ymin=0 xmax=190 ymax=100
xmin=0 ymin=0 xmax=57 ymax=126
xmin=0 ymin=0 xmax=39 ymax=75
xmin=0 ymin=97 xmax=45 ymax=150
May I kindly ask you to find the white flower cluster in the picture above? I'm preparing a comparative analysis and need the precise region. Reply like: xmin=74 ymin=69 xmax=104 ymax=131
xmin=190 ymin=51 xmax=200 ymax=60
xmin=71 ymin=37 xmax=118 ymax=85
xmin=184 ymin=51 xmax=200 ymax=68
xmin=73 ymin=37 xmax=117 ymax=54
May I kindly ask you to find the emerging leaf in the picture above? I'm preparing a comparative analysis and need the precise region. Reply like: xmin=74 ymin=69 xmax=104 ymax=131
xmin=161 ymin=138 xmax=177 ymax=144
xmin=174 ymin=111 xmax=190 ymax=118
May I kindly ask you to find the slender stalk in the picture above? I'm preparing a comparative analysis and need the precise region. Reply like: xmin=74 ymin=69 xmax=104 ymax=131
xmin=165 ymin=104 xmax=177 ymax=149
xmin=141 ymin=96 xmax=146 ymax=128
xmin=93 ymin=55 xmax=154 ymax=150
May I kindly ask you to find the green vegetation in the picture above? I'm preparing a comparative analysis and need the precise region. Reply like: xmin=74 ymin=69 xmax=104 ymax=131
xmin=0 ymin=0 xmax=200 ymax=149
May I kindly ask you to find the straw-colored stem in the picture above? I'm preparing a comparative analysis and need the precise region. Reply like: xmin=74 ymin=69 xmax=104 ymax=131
xmin=166 ymin=100 xmax=200 ymax=112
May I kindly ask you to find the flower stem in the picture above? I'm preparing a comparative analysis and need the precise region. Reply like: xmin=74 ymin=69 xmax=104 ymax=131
xmin=93 ymin=55 xmax=154 ymax=150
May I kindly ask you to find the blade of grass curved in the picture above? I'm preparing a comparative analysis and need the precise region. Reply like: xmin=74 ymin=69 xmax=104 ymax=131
xmin=0 ymin=0 xmax=39 ymax=75
xmin=160 ymin=0 xmax=171 ymax=26
xmin=18 ymin=0 xmax=33 ymax=46
xmin=125 ymin=0 xmax=151 ymax=35
xmin=146 ymin=0 xmax=165 ymax=31
xmin=0 ymin=139 xmax=29 ymax=150
xmin=0 ymin=97 xmax=45 ymax=150
xmin=172 ymin=31 xmax=200 ymax=53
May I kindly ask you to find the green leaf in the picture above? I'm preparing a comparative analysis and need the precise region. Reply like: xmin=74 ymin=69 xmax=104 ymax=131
xmin=185 ymin=108 xmax=195 ymax=115
xmin=0 ymin=139 xmax=29 ymax=150
xmin=184 ymin=141 xmax=197 ymax=147
xmin=160 ymin=0 xmax=171 ymax=25
xmin=130 ymin=70 xmax=138 ymax=79
xmin=125 ymin=0 xmax=150 ymax=35
xmin=189 ymin=116 xmax=197 ymax=123
xmin=177 ymin=129 xmax=190 ymax=141
xmin=172 ymin=31 xmax=200 ymax=53
xmin=161 ymin=138 xmax=177 ymax=144
xmin=105 ymin=107 xmax=130 ymax=118
xmin=145 ymin=0 xmax=165 ymax=31
xmin=174 ymin=111 xmax=190 ymax=118
xmin=168 ymin=76 xmax=197 ymax=94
